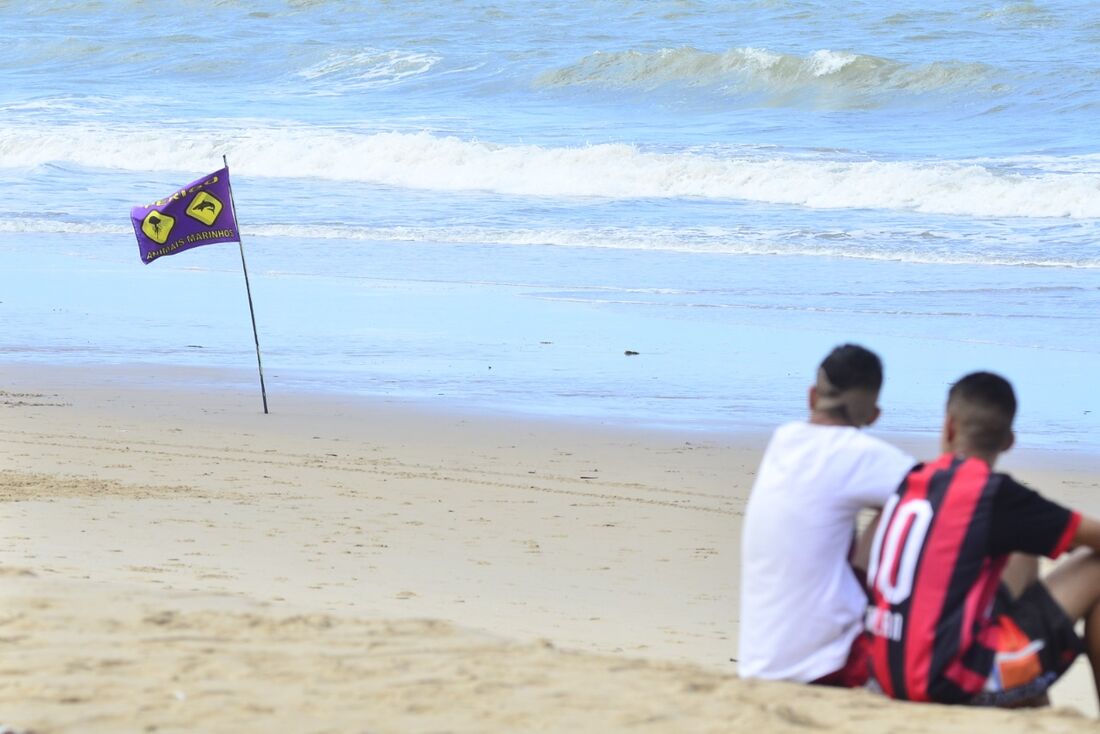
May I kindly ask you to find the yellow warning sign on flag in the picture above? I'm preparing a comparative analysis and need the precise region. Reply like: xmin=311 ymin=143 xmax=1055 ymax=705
xmin=140 ymin=210 xmax=175 ymax=244
xmin=186 ymin=190 xmax=223 ymax=226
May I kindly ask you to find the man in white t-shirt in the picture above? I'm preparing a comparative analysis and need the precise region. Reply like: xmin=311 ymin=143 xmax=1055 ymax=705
xmin=738 ymin=344 xmax=914 ymax=686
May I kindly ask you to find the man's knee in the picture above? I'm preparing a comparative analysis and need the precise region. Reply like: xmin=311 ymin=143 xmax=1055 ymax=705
xmin=1043 ymin=549 xmax=1100 ymax=621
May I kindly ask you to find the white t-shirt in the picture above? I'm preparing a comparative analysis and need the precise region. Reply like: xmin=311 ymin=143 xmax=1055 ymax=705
xmin=738 ymin=421 xmax=914 ymax=682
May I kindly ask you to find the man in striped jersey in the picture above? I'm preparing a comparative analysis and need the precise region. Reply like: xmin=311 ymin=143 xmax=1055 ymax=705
xmin=866 ymin=372 xmax=1100 ymax=707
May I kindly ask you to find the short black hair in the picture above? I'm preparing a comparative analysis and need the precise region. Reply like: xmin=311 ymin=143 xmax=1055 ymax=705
xmin=947 ymin=372 xmax=1017 ymax=454
xmin=819 ymin=344 xmax=884 ymax=393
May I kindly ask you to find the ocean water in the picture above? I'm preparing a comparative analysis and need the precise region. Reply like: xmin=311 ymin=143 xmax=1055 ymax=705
xmin=2 ymin=1 xmax=1099 ymax=452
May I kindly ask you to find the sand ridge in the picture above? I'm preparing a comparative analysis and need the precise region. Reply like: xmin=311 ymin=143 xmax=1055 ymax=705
xmin=0 ymin=575 xmax=1094 ymax=734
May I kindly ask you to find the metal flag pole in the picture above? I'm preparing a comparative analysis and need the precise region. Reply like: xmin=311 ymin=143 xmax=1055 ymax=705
xmin=223 ymin=154 xmax=269 ymax=414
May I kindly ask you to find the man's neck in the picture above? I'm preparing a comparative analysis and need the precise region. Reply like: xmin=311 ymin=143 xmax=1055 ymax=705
xmin=947 ymin=447 xmax=999 ymax=468
xmin=809 ymin=411 xmax=858 ymax=428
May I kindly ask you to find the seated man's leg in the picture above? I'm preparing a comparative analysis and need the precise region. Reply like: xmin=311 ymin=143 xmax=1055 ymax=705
xmin=1043 ymin=549 xmax=1100 ymax=619
xmin=849 ymin=509 xmax=882 ymax=586
xmin=992 ymin=554 xmax=1049 ymax=706
xmin=1090 ymin=596 xmax=1100 ymax=702
xmin=1042 ymin=549 xmax=1100 ymax=701
xmin=969 ymin=555 xmax=1097 ymax=709
xmin=1001 ymin=554 xmax=1039 ymax=600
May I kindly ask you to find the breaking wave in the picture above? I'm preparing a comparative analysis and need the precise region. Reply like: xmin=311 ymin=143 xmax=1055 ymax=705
xmin=3 ymin=124 xmax=1100 ymax=219
xmin=535 ymin=47 xmax=1000 ymax=108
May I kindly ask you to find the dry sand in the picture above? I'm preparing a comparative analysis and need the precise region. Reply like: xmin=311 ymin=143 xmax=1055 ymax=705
xmin=0 ymin=363 xmax=1098 ymax=733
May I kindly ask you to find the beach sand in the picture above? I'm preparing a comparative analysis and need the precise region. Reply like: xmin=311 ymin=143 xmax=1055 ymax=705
xmin=1 ymin=363 xmax=1097 ymax=733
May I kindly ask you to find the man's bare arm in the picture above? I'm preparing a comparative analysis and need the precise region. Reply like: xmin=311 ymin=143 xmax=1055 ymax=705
xmin=1073 ymin=515 xmax=1100 ymax=551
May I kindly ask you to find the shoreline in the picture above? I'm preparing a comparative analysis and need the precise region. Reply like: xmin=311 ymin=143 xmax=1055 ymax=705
xmin=1 ymin=360 xmax=1098 ymax=729
xmin=5 ymin=359 xmax=1100 ymax=475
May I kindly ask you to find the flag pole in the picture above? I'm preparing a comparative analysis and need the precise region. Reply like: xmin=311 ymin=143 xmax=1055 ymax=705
xmin=223 ymin=154 xmax=269 ymax=414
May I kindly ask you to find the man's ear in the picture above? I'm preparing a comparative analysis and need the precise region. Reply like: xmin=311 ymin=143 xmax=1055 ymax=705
xmin=1002 ymin=429 xmax=1015 ymax=454
xmin=940 ymin=412 xmax=955 ymax=454
xmin=866 ymin=406 xmax=882 ymax=427
xmin=809 ymin=385 xmax=818 ymax=411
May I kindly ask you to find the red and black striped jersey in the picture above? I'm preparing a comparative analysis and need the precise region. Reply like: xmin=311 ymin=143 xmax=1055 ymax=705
xmin=865 ymin=453 xmax=1079 ymax=702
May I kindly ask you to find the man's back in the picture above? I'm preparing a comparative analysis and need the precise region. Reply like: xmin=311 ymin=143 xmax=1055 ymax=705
xmin=738 ymin=421 xmax=912 ymax=682
xmin=865 ymin=454 xmax=1079 ymax=702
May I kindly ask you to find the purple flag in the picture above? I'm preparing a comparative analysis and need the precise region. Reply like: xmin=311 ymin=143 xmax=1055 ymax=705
xmin=130 ymin=167 xmax=239 ymax=264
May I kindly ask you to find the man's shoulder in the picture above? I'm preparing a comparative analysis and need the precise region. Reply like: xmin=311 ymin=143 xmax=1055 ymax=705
xmin=987 ymin=469 xmax=1041 ymax=501
xmin=988 ymin=469 xmax=1023 ymax=487
xmin=760 ymin=422 xmax=913 ymax=496
xmin=922 ymin=459 xmax=1051 ymax=512
xmin=938 ymin=458 xmax=1028 ymax=495
xmin=846 ymin=427 xmax=907 ymax=453
xmin=772 ymin=421 xmax=908 ymax=459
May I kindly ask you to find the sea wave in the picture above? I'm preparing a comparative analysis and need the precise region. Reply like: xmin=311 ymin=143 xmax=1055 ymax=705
xmin=979 ymin=1 xmax=1056 ymax=26
xmin=0 ymin=219 xmax=129 ymax=235
xmin=5 ymin=217 xmax=1096 ymax=269
xmin=239 ymin=224 xmax=1100 ymax=268
xmin=534 ymin=47 xmax=999 ymax=108
xmin=3 ymin=124 xmax=1100 ymax=219
xmin=296 ymin=48 xmax=443 ymax=92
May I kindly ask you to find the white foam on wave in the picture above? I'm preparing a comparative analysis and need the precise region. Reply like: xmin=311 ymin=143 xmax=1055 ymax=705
xmin=243 ymin=224 xmax=1100 ymax=268
xmin=4 ymin=215 xmax=1096 ymax=268
xmin=808 ymin=50 xmax=859 ymax=77
xmin=0 ymin=218 xmax=128 ymax=235
xmin=296 ymin=48 xmax=442 ymax=91
xmin=4 ymin=124 xmax=1100 ymax=219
